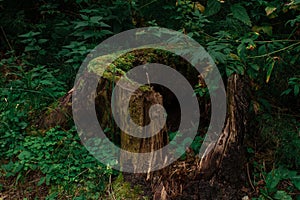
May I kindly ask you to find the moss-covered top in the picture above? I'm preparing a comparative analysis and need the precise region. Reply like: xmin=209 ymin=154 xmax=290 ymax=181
xmin=87 ymin=50 xmax=154 ymax=92
xmin=87 ymin=48 xmax=198 ymax=92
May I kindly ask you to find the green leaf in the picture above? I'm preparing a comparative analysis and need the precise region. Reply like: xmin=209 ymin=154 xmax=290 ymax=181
xmin=292 ymin=177 xmax=300 ymax=190
xmin=46 ymin=191 xmax=58 ymax=200
xmin=265 ymin=6 xmax=277 ymax=16
xmin=226 ymin=66 xmax=235 ymax=77
xmin=253 ymin=26 xmax=273 ymax=36
xmin=19 ymin=31 xmax=41 ymax=38
xmin=90 ymin=16 xmax=103 ymax=23
xmin=294 ymin=85 xmax=300 ymax=96
xmin=81 ymin=30 xmax=97 ymax=39
xmin=18 ymin=151 xmax=32 ymax=160
xmin=25 ymin=45 xmax=40 ymax=52
xmin=40 ymin=80 xmax=53 ymax=85
xmin=204 ymin=0 xmax=221 ymax=16
xmin=226 ymin=62 xmax=245 ymax=76
xmin=281 ymin=88 xmax=292 ymax=96
xmin=74 ymin=21 xmax=89 ymax=29
xmin=38 ymin=39 xmax=48 ymax=44
xmin=38 ymin=177 xmax=46 ymax=186
xmin=99 ymin=29 xmax=113 ymax=36
xmin=261 ymin=26 xmax=272 ymax=36
xmin=80 ymin=14 xmax=89 ymax=21
xmin=230 ymin=4 xmax=252 ymax=26
xmin=99 ymin=22 xmax=111 ymax=28
xmin=251 ymin=64 xmax=260 ymax=71
xmin=210 ymin=51 xmax=227 ymax=63
xmin=274 ymin=191 xmax=292 ymax=200
xmin=258 ymin=44 xmax=267 ymax=55
xmin=265 ymin=170 xmax=281 ymax=191
xmin=265 ymin=58 xmax=275 ymax=83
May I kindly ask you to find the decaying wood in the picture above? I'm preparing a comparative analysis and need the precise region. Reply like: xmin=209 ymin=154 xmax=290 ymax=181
xmin=198 ymin=74 xmax=249 ymax=180
xmin=149 ymin=74 xmax=249 ymax=199
xmin=153 ymin=182 xmax=168 ymax=200
xmin=37 ymin=88 xmax=73 ymax=130
xmin=118 ymin=81 xmax=168 ymax=173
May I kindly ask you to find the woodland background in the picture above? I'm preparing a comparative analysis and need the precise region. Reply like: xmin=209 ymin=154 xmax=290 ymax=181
xmin=0 ymin=0 xmax=300 ymax=199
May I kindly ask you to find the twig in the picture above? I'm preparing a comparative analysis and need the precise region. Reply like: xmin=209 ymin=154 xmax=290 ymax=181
xmin=139 ymin=0 xmax=158 ymax=9
xmin=1 ymin=26 xmax=13 ymax=51
xmin=246 ymin=163 xmax=255 ymax=191
xmin=248 ymin=41 xmax=300 ymax=59
xmin=108 ymin=175 xmax=117 ymax=200
xmin=73 ymin=168 xmax=88 ymax=179
xmin=255 ymin=39 xmax=300 ymax=43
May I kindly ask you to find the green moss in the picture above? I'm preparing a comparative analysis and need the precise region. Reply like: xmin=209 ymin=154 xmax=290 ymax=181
xmin=108 ymin=174 xmax=148 ymax=200
xmin=87 ymin=52 xmax=153 ymax=92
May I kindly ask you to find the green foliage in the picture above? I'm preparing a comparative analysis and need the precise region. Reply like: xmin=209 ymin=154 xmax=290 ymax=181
xmin=0 ymin=1 xmax=131 ymax=197
xmin=0 ymin=55 xmax=66 ymax=164
xmin=19 ymin=31 xmax=48 ymax=56
xmin=107 ymin=174 xmax=147 ymax=199
xmin=230 ymin=4 xmax=252 ymax=26
xmin=169 ymin=131 xmax=204 ymax=159
xmin=0 ymin=0 xmax=299 ymax=198
xmin=257 ymin=114 xmax=300 ymax=170
xmin=281 ymin=77 xmax=300 ymax=96
xmin=168 ymin=0 xmax=209 ymax=38
xmin=253 ymin=167 xmax=300 ymax=200
xmin=204 ymin=0 xmax=221 ymax=17
xmin=1 ymin=127 xmax=114 ymax=199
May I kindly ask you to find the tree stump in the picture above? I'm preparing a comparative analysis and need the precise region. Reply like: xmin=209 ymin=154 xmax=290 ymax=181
xmin=38 ymin=50 xmax=250 ymax=199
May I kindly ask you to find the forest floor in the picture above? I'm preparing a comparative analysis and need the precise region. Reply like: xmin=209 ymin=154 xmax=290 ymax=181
xmin=0 ymin=156 xmax=251 ymax=199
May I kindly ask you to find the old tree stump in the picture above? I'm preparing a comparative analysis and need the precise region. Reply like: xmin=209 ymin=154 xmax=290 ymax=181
xmin=40 ymin=49 xmax=250 ymax=199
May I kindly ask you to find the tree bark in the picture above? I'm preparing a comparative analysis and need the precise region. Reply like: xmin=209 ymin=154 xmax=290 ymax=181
xmin=151 ymin=74 xmax=250 ymax=199
xmin=199 ymin=73 xmax=249 ymax=181
xmin=118 ymin=86 xmax=168 ymax=173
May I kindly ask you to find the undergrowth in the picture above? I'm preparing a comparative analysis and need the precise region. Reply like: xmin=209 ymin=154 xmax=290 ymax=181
xmin=0 ymin=0 xmax=300 ymax=199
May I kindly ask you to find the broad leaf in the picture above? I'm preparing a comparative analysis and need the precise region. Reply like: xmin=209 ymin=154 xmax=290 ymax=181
xmin=274 ymin=191 xmax=292 ymax=200
xmin=204 ymin=0 xmax=221 ymax=16
xmin=292 ymin=177 xmax=300 ymax=190
xmin=230 ymin=4 xmax=252 ymax=26
xmin=265 ymin=6 xmax=277 ymax=16
xmin=19 ymin=31 xmax=41 ymax=38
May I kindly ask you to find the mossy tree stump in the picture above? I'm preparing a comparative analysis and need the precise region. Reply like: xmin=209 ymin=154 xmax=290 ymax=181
xmin=40 ymin=49 xmax=250 ymax=199
xmin=89 ymin=52 xmax=171 ymax=173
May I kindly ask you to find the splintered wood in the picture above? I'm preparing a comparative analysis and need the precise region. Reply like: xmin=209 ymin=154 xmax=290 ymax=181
xmin=118 ymin=82 xmax=168 ymax=173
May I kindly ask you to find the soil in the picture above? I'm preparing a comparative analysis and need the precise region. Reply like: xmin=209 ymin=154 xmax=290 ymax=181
xmin=0 ymin=170 xmax=49 ymax=199
xmin=123 ymin=153 xmax=252 ymax=200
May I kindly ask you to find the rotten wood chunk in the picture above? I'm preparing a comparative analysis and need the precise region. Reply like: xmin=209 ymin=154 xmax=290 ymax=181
xmin=118 ymin=81 xmax=169 ymax=173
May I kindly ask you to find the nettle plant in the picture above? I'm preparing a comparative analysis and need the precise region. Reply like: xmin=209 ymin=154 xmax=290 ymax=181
xmin=0 ymin=54 xmax=65 ymax=153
